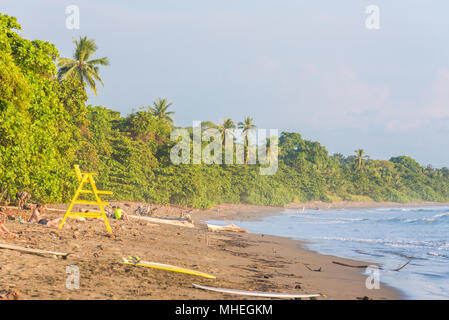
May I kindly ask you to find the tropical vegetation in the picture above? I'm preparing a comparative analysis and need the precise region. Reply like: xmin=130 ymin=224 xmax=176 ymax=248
xmin=2 ymin=13 xmax=449 ymax=208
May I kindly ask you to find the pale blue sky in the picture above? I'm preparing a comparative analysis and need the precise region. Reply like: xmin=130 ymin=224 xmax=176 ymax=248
xmin=2 ymin=1 xmax=449 ymax=167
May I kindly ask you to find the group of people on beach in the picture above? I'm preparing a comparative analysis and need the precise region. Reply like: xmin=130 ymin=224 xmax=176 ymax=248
xmin=0 ymin=203 xmax=63 ymax=238
xmin=0 ymin=191 xmax=32 ymax=237
xmin=0 ymin=191 xmax=129 ymax=238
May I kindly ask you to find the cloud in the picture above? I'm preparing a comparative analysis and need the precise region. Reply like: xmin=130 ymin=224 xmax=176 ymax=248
xmin=427 ymin=68 xmax=449 ymax=119
xmin=322 ymin=65 xmax=391 ymax=118
xmin=291 ymin=64 xmax=392 ymax=130
xmin=384 ymin=68 xmax=449 ymax=133
xmin=300 ymin=65 xmax=449 ymax=134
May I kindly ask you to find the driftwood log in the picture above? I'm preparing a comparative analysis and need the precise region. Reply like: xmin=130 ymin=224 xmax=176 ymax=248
xmin=393 ymin=260 xmax=411 ymax=272
xmin=128 ymin=215 xmax=195 ymax=228
xmin=332 ymin=261 xmax=370 ymax=268
xmin=206 ymin=224 xmax=248 ymax=233
xmin=0 ymin=242 xmax=69 ymax=258
xmin=207 ymin=218 xmax=248 ymax=233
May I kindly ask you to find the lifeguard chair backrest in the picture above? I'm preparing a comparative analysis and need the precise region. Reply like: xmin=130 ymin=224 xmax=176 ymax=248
xmin=74 ymin=165 xmax=83 ymax=181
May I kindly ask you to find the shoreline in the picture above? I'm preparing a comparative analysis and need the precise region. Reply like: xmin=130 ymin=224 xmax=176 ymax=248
xmin=191 ymin=200 xmax=449 ymax=222
xmin=71 ymin=200 xmax=414 ymax=299
xmin=3 ymin=200 xmax=441 ymax=299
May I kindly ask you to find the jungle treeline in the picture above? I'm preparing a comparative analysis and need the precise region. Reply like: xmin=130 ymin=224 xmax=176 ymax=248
xmin=1 ymin=13 xmax=449 ymax=208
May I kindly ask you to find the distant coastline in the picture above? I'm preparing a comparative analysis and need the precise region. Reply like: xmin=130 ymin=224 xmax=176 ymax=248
xmin=189 ymin=200 xmax=449 ymax=222
xmin=45 ymin=200 xmax=449 ymax=222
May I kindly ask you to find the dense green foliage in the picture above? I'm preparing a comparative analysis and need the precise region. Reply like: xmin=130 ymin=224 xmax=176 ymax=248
xmin=0 ymin=14 xmax=87 ymax=203
xmin=1 ymin=13 xmax=449 ymax=208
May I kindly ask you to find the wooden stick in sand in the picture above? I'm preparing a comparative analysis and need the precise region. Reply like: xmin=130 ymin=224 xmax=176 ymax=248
xmin=393 ymin=260 xmax=411 ymax=272
xmin=0 ymin=242 xmax=70 ymax=258
xmin=128 ymin=215 xmax=195 ymax=228
xmin=332 ymin=261 xmax=370 ymax=269
xmin=296 ymin=261 xmax=322 ymax=272
xmin=207 ymin=218 xmax=248 ymax=233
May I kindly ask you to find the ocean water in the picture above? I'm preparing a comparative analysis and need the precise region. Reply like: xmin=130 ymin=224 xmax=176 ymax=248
xmin=207 ymin=206 xmax=449 ymax=299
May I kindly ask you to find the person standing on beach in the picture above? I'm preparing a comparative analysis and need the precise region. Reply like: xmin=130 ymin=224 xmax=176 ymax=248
xmin=16 ymin=191 xmax=31 ymax=209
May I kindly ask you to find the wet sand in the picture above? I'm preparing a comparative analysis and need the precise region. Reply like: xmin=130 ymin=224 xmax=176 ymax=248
xmin=0 ymin=201 xmax=424 ymax=300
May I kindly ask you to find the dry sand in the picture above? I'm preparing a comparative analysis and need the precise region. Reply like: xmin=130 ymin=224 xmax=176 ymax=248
xmin=0 ymin=200 xmax=432 ymax=300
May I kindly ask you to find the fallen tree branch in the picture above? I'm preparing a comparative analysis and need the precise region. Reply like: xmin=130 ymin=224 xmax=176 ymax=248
xmin=0 ymin=242 xmax=70 ymax=258
xmin=393 ymin=260 xmax=411 ymax=272
xmin=296 ymin=261 xmax=322 ymax=272
xmin=45 ymin=208 xmax=67 ymax=213
xmin=128 ymin=215 xmax=195 ymax=228
xmin=332 ymin=261 xmax=370 ymax=268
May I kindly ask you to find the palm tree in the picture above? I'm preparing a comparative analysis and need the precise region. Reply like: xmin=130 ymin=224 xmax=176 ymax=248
xmin=354 ymin=149 xmax=368 ymax=170
xmin=238 ymin=117 xmax=256 ymax=163
xmin=201 ymin=121 xmax=218 ymax=131
xmin=265 ymin=136 xmax=276 ymax=156
xmin=218 ymin=118 xmax=236 ymax=145
xmin=238 ymin=116 xmax=256 ymax=136
xmin=149 ymin=98 xmax=175 ymax=126
xmin=57 ymin=37 xmax=109 ymax=95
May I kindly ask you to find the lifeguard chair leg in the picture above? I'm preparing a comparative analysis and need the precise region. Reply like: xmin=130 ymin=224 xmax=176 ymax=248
xmin=59 ymin=174 xmax=89 ymax=230
xmin=88 ymin=174 xmax=112 ymax=234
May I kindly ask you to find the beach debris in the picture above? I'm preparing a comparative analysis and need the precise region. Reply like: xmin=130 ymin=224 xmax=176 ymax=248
xmin=295 ymin=261 xmax=322 ymax=272
xmin=392 ymin=260 xmax=411 ymax=272
xmin=134 ymin=205 xmax=148 ymax=216
xmin=0 ymin=289 xmax=21 ymax=300
xmin=333 ymin=259 xmax=409 ymax=272
xmin=207 ymin=218 xmax=248 ymax=233
xmin=206 ymin=224 xmax=248 ymax=233
xmin=134 ymin=204 xmax=156 ymax=216
xmin=128 ymin=215 xmax=195 ymax=228
xmin=192 ymin=283 xmax=323 ymax=299
xmin=0 ymin=264 xmax=11 ymax=271
xmin=356 ymin=296 xmax=372 ymax=300
xmin=332 ymin=261 xmax=370 ymax=269
xmin=45 ymin=207 xmax=67 ymax=213
xmin=0 ymin=242 xmax=70 ymax=259
xmin=121 ymin=257 xmax=216 ymax=279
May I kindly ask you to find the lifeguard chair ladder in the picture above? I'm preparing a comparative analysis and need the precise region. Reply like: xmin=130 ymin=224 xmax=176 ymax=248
xmin=59 ymin=165 xmax=113 ymax=234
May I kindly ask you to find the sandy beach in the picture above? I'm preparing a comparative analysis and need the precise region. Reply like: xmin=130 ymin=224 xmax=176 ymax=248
xmin=0 ymin=200 xmax=433 ymax=300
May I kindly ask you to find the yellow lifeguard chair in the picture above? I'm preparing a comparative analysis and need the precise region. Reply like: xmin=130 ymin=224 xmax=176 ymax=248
xmin=59 ymin=165 xmax=113 ymax=234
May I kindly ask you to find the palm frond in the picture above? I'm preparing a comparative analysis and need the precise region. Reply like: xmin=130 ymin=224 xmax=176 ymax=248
xmin=87 ymin=57 xmax=110 ymax=66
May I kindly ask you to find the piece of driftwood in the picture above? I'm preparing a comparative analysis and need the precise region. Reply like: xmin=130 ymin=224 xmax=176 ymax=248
xmin=0 ymin=242 xmax=69 ymax=258
xmin=0 ymin=206 xmax=24 ymax=211
xmin=332 ymin=261 xmax=370 ymax=268
xmin=206 ymin=224 xmax=248 ymax=233
xmin=128 ymin=215 xmax=195 ymax=228
xmin=393 ymin=260 xmax=411 ymax=272
xmin=207 ymin=218 xmax=248 ymax=233
xmin=0 ymin=205 xmax=66 ymax=213
xmin=45 ymin=208 xmax=67 ymax=213
xmin=296 ymin=261 xmax=321 ymax=272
